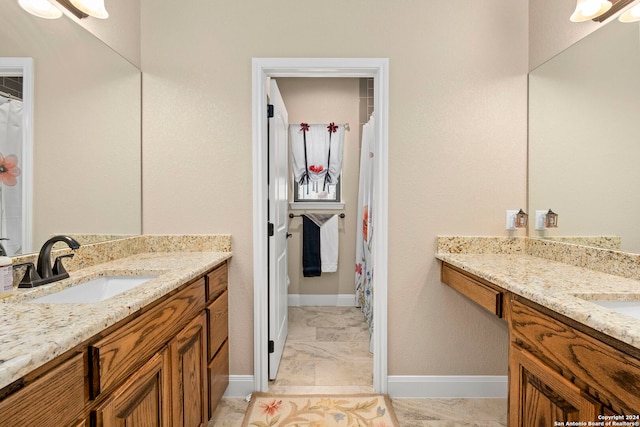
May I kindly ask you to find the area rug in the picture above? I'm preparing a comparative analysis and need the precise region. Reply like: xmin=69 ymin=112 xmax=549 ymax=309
xmin=242 ymin=393 xmax=400 ymax=427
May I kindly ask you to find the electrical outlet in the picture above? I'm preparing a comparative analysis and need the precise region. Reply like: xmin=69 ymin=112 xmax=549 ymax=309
xmin=535 ymin=210 xmax=547 ymax=230
xmin=506 ymin=210 xmax=518 ymax=230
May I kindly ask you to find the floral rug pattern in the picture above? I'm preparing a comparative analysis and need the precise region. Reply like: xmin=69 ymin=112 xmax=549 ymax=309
xmin=243 ymin=393 xmax=400 ymax=427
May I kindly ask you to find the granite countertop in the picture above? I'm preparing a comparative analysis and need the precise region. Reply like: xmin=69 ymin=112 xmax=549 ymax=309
xmin=0 ymin=250 xmax=231 ymax=391
xmin=436 ymin=252 xmax=640 ymax=351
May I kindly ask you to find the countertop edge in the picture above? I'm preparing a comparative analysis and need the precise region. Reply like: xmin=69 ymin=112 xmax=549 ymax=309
xmin=0 ymin=251 xmax=232 ymax=391
xmin=436 ymin=252 xmax=640 ymax=352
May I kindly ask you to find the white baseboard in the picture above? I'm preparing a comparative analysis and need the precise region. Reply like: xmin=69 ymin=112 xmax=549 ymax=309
xmin=223 ymin=375 xmax=508 ymax=399
xmin=388 ymin=375 xmax=508 ymax=398
xmin=224 ymin=375 xmax=255 ymax=398
xmin=288 ymin=294 xmax=356 ymax=307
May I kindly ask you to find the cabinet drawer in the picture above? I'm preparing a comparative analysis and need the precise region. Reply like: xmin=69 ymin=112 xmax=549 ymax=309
xmin=208 ymin=340 xmax=229 ymax=417
xmin=0 ymin=353 xmax=85 ymax=427
xmin=206 ymin=262 xmax=228 ymax=301
xmin=207 ymin=290 xmax=229 ymax=359
xmin=90 ymin=278 xmax=205 ymax=397
xmin=510 ymin=297 xmax=640 ymax=414
xmin=441 ymin=263 xmax=503 ymax=317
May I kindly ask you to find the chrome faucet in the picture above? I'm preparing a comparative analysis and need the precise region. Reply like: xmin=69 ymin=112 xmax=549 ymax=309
xmin=17 ymin=235 xmax=81 ymax=288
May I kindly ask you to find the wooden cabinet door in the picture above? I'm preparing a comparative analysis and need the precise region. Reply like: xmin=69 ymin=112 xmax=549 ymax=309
xmin=170 ymin=311 xmax=208 ymax=427
xmin=509 ymin=345 xmax=599 ymax=426
xmin=94 ymin=349 xmax=171 ymax=427
xmin=90 ymin=278 xmax=205 ymax=398
xmin=207 ymin=290 xmax=228 ymax=360
xmin=208 ymin=340 xmax=229 ymax=417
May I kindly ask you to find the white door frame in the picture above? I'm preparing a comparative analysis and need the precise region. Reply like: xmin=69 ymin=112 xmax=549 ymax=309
xmin=252 ymin=57 xmax=389 ymax=393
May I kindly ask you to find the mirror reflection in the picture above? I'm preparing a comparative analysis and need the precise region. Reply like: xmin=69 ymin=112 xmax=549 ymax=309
xmin=529 ymin=20 xmax=640 ymax=253
xmin=0 ymin=58 xmax=30 ymax=256
xmin=0 ymin=0 xmax=141 ymax=255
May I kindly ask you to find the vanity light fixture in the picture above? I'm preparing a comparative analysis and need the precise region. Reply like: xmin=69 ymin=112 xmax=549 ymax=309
xmin=544 ymin=209 xmax=559 ymax=228
xmin=619 ymin=2 xmax=640 ymax=21
xmin=69 ymin=0 xmax=108 ymax=19
xmin=18 ymin=0 xmax=63 ymax=19
xmin=570 ymin=0 xmax=612 ymax=21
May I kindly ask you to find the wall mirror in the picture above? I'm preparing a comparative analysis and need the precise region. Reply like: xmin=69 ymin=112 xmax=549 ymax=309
xmin=0 ymin=0 xmax=141 ymax=255
xmin=529 ymin=19 xmax=640 ymax=253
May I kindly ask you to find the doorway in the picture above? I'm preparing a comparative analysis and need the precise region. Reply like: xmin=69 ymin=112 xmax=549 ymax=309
xmin=272 ymin=76 xmax=373 ymax=392
xmin=252 ymin=58 xmax=389 ymax=393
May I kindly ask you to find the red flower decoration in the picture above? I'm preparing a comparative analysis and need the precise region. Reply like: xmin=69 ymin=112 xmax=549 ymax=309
xmin=0 ymin=153 xmax=21 ymax=187
xmin=327 ymin=122 xmax=338 ymax=133
xmin=309 ymin=165 xmax=324 ymax=173
xmin=300 ymin=123 xmax=310 ymax=132
xmin=363 ymin=208 xmax=369 ymax=242
xmin=355 ymin=263 xmax=363 ymax=275
xmin=260 ymin=399 xmax=282 ymax=416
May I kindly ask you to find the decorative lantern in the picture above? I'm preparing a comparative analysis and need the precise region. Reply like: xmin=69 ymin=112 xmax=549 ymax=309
xmin=544 ymin=209 xmax=558 ymax=228
xmin=515 ymin=209 xmax=528 ymax=228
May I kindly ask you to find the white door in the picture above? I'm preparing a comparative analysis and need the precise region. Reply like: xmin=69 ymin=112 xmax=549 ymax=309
xmin=268 ymin=79 xmax=289 ymax=380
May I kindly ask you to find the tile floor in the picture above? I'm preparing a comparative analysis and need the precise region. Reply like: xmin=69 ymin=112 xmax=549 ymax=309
xmin=209 ymin=306 xmax=507 ymax=426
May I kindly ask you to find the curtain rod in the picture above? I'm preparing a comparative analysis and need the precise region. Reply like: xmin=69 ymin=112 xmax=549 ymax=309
xmin=289 ymin=213 xmax=345 ymax=218
xmin=292 ymin=123 xmax=350 ymax=131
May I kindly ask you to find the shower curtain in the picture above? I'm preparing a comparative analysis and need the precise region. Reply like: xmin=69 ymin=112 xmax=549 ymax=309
xmin=355 ymin=114 xmax=375 ymax=347
xmin=0 ymin=96 xmax=23 ymax=255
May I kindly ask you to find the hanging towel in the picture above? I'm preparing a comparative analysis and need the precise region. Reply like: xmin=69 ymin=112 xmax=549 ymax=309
xmin=305 ymin=214 xmax=339 ymax=273
xmin=320 ymin=215 xmax=339 ymax=272
xmin=302 ymin=215 xmax=321 ymax=277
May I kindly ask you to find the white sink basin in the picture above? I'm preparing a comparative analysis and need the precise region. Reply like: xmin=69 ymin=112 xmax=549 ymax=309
xmin=591 ymin=300 xmax=640 ymax=320
xmin=29 ymin=276 xmax=155 ymax=304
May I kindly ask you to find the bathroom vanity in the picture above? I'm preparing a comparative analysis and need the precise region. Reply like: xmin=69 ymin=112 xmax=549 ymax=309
xmin=438 ymin=238 xmax=640 ymax=426
xmin=0 ymin=236 xmax=231 ymax=427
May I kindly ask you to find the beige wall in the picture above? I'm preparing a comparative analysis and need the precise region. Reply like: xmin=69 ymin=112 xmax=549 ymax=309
xmin=141 ymin=0 xmax=528 ymax=377
xmin=277 ymin=78 xmax=360 ymax=296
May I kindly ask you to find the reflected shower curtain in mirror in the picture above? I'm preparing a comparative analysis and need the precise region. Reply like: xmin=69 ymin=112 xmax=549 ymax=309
xmin=0 ymin=96 xmax=23 ymax=255
xmin=355 ymin=114 xmax=375 ymax=351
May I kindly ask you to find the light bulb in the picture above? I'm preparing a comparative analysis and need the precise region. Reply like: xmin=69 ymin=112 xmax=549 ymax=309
xmin=620 ymin=3 xmax=640 ymax=22
xmin=69 ymin=0 xmax=109 ymax=19
xmin=570 ymin=0 xmax=612 ymax=22
xmin=17 ymin=0 xmax=62 ymax=19
xmin=581 ymin=0 xmax=603 ymax=16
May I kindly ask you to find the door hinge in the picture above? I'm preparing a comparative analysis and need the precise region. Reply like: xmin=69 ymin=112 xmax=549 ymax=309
xmin=268 ymin=222 xmax=274 ymax=237
xmin=267 ymin=104 xmax=274 ymax=118
xmin=268 ymin=340 xmax=275 ymax=354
